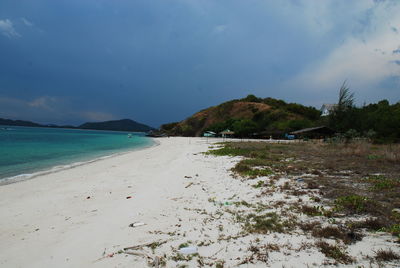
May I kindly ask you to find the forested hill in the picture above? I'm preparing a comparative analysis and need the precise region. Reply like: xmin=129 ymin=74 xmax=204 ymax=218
xmin=160 ymin=95 xmax=321 ymax=137
xmin=79 ymin=119 xmax=154 ymax=132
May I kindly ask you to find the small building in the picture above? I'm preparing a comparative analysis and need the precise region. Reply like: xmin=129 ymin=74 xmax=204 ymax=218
xmin=220 ymin=129 xmax=235 ymax=138
xmin=290 ymin=126 xmax=335 ymax=139
xmin=203 ymin=131 xmax=216 ymax=137
xmin=320 ymin=104 xmax=337 ymax=116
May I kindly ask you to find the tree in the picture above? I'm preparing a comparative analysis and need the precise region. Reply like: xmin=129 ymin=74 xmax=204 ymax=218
xmin=243 ymin=94 xmax=262 ymax=103
xmin=329 ymin=81 xmax=357 ymax=132
xmin=337 ymin=81 xmax=354 ymax=111
xmin=232 ymin=119 xmax=258 ymax=138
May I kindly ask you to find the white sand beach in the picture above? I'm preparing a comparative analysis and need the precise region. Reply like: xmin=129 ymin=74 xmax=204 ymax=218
xmin=0 ymin=137 xmax=398 ymax=268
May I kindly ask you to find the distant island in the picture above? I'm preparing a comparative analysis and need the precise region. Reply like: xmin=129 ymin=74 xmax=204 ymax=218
xmin=0 ymin=118 xmax=155 ymax=133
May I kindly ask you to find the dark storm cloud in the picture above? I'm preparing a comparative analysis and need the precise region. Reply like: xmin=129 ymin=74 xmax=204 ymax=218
xmin=0 ymin=0 xmax=399 ymax=127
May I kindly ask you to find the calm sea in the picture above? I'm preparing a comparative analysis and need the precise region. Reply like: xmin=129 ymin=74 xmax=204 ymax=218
xmin=0 ymin=126 xmax=154 ymax=183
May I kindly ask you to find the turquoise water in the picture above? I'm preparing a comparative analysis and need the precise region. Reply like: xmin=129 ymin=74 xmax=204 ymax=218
xmin=0 ymin=126 xmax=154 ymax=181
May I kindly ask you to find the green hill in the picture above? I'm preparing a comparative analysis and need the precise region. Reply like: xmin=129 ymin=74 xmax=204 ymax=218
xmin=79 ymin=119 xmax=154 ymax=132
xmin=161 ymin=95 xmax=321 ymax=137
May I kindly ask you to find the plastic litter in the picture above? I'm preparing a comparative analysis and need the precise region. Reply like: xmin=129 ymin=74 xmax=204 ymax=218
xmin=129 ymin=222 xmax=146 ymax=228
xmin=296 ymin=178 xmax=304 ymax=182
xmin=179 ymin=246 xmax=198 ymax=255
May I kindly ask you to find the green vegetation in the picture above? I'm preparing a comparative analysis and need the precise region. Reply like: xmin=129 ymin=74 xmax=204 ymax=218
xmin=232 ymin=162 xmax=272 ymax=178
xmin=161 ymin=95 xmax=321 ymax=137
xmin=178 ymin=242 xmax=190 ymax=249
xmin=362 ymin=175 xmax=399 ymax=191
xmin=301 ymin=205 xmax=333 ymax=217
xmin=206 ymin=145 xmax=250 ymax=157
xmin=334 ymin=195 xmax=375 ymax=214
xmin=207 ymin=143 xmax=275 ymax=178
xmin=380 ymin=224 xmax=400 ymax=239
xmin=160 ymin=86 xmax=400 ymax=142
xmin=252 ymin=180 xmax=265 ymax=188
xmin=244 ymin=212 xmax=285 ymax=234
xmin=328 ymin=83 xmax=400 ymax=143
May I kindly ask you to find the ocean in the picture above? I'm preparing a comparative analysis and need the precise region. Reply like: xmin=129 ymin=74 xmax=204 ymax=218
xmin=0 ymin=126 xmax=154 ymax=183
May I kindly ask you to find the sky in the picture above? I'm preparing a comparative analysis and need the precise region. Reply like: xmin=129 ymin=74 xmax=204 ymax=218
xmin=0 ymin=0 xmax=399 ymax=127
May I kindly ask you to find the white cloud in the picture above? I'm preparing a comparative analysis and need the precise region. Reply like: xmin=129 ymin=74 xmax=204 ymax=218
xmin=28 ymin=96 xmax=58 ymax=110
xmin=21 ymin=17 xmax=33 ymax=27
xmin=0 ymin=19 xmax=21 ymax=38
xmin=286 ymin=1 xmax=400 ymax=92
xmin=213 ymin=24 xmax=227 ymax=34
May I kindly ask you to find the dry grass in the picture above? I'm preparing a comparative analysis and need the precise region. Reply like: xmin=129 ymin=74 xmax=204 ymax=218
xmin=375 ymin=248 xmax=400 ymax=262
xmin=348 ymin=218 xmax=387 ymax=231
xmin=311 ymin=226 xmax=362 ymax=244
xmin=209 ymin=140 xmax=400 ymax=240
xmin=207 ymin=140 xmax=399 ymax=266
xmin=315 ymin=241 xmax=354 ymax=264
xmin=299 ymin=221 xmax=321 ymax=232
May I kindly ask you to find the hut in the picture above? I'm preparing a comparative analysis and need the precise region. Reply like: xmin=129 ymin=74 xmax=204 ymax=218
xmin=290 ymin=126 xmax=335 ymax=139
xmin=220 ymin=129 xmax=235 ymax=138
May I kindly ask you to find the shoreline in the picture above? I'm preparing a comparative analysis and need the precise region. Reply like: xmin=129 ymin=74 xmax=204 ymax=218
xmin=0 ymin=137 xmax=159 ymax=186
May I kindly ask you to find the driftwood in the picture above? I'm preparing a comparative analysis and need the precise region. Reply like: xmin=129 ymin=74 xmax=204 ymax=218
xmin=123 ymin=240 xmax=168 ymax=251
xmin=124 ymin=251 xmax=149 ymax=257
xmin=185 ymin=182 xmax=194 ymax=188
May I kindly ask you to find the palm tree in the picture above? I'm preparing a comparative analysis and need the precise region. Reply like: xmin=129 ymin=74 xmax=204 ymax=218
xmin=336 ymin=81 xmax=354 ymax=112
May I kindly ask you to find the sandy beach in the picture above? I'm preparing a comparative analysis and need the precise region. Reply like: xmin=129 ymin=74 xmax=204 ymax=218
xmin=0 ymin=137 xmax=398 ymax=268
